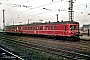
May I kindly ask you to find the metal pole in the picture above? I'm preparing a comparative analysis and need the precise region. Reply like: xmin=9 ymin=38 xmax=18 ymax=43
xmin=28 ymin=19 xmax=29 ymax=24
xmin=13 ymin=21 xmax=14 ymax=25
xmin=3 ymin=9 xmax=5 ymax=32
xmin=56 ymin=14 xmax=58 ymax=22
xmin=88 ymin=29 xmax=89 ymax=36
xmin=68 ymin=0 xmax=74 ymax=21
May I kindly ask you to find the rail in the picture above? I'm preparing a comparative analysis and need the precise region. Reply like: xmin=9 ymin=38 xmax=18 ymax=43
xmin=0 ymin=37 xmax=90 ymax=60
xmin=0 ymin=45 xmax=24 ymax=60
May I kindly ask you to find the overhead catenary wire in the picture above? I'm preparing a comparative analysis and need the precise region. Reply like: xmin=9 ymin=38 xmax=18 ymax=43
xmin=5 ymin=0 xmax=67 ymax=15
xmin=1 ymin=0 xmax=89 ymax=14
xmin=7 ymin=7 xmax=67 ymax=21
xmin=4 ymin=0 xmax=90 ymax=24
xmin=5 ymin=1 xmax=90 ymax=17
xmin=6 ymin=4 xmax=89 ymax=20
xmin=4 ymin=0 xmax=30 ymax=11
xmin=6 ymin=8 xmax=90 ymax=24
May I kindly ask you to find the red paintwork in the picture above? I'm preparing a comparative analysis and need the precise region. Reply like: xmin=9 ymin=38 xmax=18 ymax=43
xmin=5 ymin=21 xmax=79 ymax=37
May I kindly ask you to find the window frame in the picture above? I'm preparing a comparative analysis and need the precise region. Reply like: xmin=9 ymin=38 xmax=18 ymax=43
xmin=70 ymin=25 xmax=77 ymax=30
xmin=46 ymin=26 xmax=48 ymax=30
xmin=40 ymin=26 xmax=43 ymax=30
xmin=54 ymin=26 xmax=56 ymax=30
xmin=30 ymin=27 xmax=32 ymax=30
xmin=36 ymin=26 xmax=38 ymax=30
xmin=64 ymin=26 xmax=66 ymax=30
xmin=50 ymin=26 xmax=53 ymax=30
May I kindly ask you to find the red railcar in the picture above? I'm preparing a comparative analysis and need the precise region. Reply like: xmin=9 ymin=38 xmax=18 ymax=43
xmin=5 ymin=21 xmax=82 ymax=41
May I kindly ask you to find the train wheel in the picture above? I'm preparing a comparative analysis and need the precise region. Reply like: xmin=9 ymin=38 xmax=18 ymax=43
xmin=68 ymin=37 xmax=73 ymax=41
xmin=74 ymin=37 xmax=80 ymax=42
xmin=67 ymin=37 xmax=70 ymax=41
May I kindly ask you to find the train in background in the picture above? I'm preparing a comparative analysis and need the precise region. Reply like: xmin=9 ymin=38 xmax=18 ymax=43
xmin=5 ymin=21 xmax=82 ymax=41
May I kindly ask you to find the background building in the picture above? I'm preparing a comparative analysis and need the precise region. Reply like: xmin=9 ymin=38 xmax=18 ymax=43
xmin=81 ymin=24 xmax=90 ymax=34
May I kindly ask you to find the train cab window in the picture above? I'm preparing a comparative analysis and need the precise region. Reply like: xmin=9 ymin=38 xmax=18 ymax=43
xmin=40 ymin=26 xmax=43 ymax=30
xmin=50 ymin=26 xmax=53 ymax=30
xmin=36 ymin=26 xmax=38 ymax=30
xmin=30 ymin=27 xmax=32 ymax=30
xmin=70 ymin=25 xmax=77 ymax=30
xmin=64 ymin=26 xmax=66 ymax=30
xmin=54 ymin=26 xmax=56 ymax=30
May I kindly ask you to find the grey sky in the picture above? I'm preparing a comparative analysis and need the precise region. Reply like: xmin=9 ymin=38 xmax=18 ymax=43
xmin=0 ymin=0 xmax=90 ymax=28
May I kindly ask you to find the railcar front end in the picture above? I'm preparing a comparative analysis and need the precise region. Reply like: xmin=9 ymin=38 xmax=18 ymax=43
xmin=67 ymin=23 xmax=82 ymax=41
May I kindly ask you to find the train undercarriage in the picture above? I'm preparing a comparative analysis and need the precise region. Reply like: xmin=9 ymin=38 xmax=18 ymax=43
xmin=5 ymin=32 xmax=81 ymax=41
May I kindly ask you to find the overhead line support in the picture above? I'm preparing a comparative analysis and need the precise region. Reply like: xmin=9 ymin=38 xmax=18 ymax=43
xmin=3 ymin=9 xmax=5 ymax=32
xmin=68 ymin=0 xmax=74 ymax=21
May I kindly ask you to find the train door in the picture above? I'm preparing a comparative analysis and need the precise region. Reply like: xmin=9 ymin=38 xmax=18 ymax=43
xmin=19 ymin=26 xmax=23 ymax=33
xmin=17 ymin=26 xmax=22 ymax=34
xmin=46 ymin=26 xmax=48 ymax=35
xmin=36 ymin=26 xmax=39 ymax=34
xmin=64 ymin=25 xmax=67 ymax=36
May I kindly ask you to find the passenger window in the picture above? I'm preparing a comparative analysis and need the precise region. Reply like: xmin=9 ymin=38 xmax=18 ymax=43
xmin=50 ymin=26 xmax=53 ymax=30
xmin=17 ymin=27 xmax=18 ymax=30
xmin=26 ymin=27 xmax=28 ymax=30
xmin=46 ymin=26 xmax=48 ymax=30
xmin=54 ymin=26 xmax=56 ymax=30
xmin=30 ymin=27 xmax=32 ymax=30
xmin=36 ymin=26 xmax=38 ymax=30
xmin=40 ymin=26 xmax=43 ymax=30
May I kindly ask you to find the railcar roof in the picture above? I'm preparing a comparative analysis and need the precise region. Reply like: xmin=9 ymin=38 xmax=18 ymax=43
xmin=6 ymin=21 xmax=79 ymax=27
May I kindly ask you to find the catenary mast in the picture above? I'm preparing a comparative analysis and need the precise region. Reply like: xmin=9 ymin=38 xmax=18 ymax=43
xmin=3 ymin=9 xmax=5 ymax=32
xmin=68 ymin=0 xmax=74 ymax=21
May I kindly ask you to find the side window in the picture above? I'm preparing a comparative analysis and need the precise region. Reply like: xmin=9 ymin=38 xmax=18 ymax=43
xmin=26 ymin=27 xmax=28 ymax=30
xmin=36 ymin=26 xmax=38 ymax=30
xmin=21 ymin=26 xmax=23 ymax=29
xmin=17 ymin=27 xmax=18 ymax=30
xmin=46 ymin=26 xmax=48 ymax=30
xmin=28 ymin=27 xmax=29 ymax=30
xmin=70 ymin=26 xmax=72 ymax=30
xmin=54 ymin=26 xmax=56 ymax=30
xmin=64 ymin=26 xmax=66 ymax=30
xmin=40 ymin=26 xmax=43 ymax=30
xmin=74 ymin=26 xmax=76 ymax=30
xmin=50 ymin=26 xmax=53 ymax=30
xmin=30 ymin=27 xmax=32 ymax=30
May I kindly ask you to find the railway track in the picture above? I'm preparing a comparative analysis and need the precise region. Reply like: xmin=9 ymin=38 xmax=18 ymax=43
xmin=0 ymin=35 xmax=90 ymax=60
xmin=1 ymin=32 xmax=90 ymax=41
xmin=0 ymin=45 xmax=24 ymax=60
